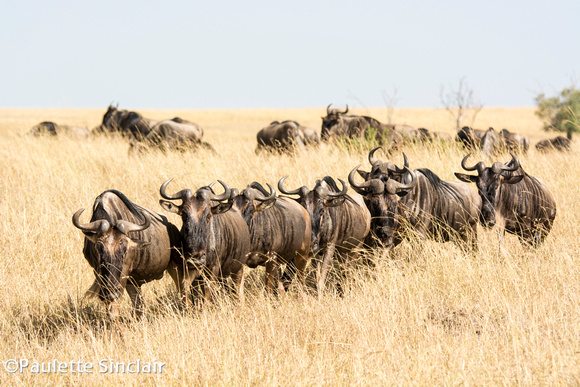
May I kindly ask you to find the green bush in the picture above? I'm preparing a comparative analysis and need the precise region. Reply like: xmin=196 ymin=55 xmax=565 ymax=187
xmin=535 ymin=85 xmax=580 ymax=134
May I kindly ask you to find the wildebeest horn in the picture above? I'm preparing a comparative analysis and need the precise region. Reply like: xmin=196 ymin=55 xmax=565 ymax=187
xmin=326 ymin=104 xmax=332 ymax=115
xmin=278 ymin=176 xmax=305 ymax=196
xmin=385 ymin=167 xmax=417 ymax=194
xmin=392 ymin=152 xmax=410 ymax=174
xmin=206 ymin=180 xmax=231 ymax=201
xmin=461 ymin=153 xmax=485 ymax=173
xmin=72 ymin=208 xmax=110 ymax=234
xmin=502 ymin=153 xmax=520 ymax=171
xmin=254 ymin=183 xmax=276 ymax=202
xmin=342 ymin=105 xmax=349 ymax=114
xmin=348 ymin=165 xmax=385 ymax=195
xmin=116 ymin=212 xmax=151 ymax=236
xmin=160 ymin=178 xmax=193 ymax=201
xmin=323 ymin=178 xmax=348 ymax=197
xmin=368 ymin=146 xmax=383 ymax=166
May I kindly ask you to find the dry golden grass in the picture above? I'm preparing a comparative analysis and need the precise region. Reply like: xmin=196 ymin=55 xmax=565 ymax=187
xmin=0 ymin=107 xmax=578 ymax=385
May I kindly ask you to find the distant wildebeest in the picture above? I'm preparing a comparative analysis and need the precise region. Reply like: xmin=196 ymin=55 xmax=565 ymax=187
xmin=456 ymin=126 xmax=486 ymax=149
xmin=93 ymin=104 xmax=156 ymax=139
xmin=72 ymin=190 xmax=182 ymax=320
xmin=535 ymin=132 xmax=572 ymax=152
xmin=137 ymin=117 xmax=213 ymax=152
xmin=28 ymin=121 xmax=90 ymax=139
xmin=321 ymin=104 xmax=404 ymax=149
xmin=278 ymin=176 xmax=370 ymax=296
xmin=480 ymin=127 xmax=504 ymax=158
xmin=256 ymin=120 xmax=320 ymax=152
xmin=231 ymin=182 xmax=311 ymax=293
xmin=455 ymin=153 xmax=557 ymax=246
xmin=500 ymin=129 xmax=530 ymax=153
xmin=159 ymin=179 xmax=250 ymax=306
xmin=417 ymin=128 xmax=453 ymax=143
xmin=348 ymin=149 xmax=481 ymax=255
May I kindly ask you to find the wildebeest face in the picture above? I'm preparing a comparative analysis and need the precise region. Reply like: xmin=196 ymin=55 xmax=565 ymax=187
xmin=72 ymin=209 xmax=151 ymax=302
xmin=159 ymin=179 xmax=233 ymax=267
xmin=233 ymin=184 xmax=276 ymax=225
xmin=321 ymin=104 xmax=348 ymax=140
xmin=278 ymin=177 xmax=347 ymax=256
xmin=455 ymin=154 xmax=524 ymax=228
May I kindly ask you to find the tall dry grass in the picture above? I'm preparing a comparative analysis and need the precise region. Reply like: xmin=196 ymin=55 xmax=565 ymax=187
xmin=0 ymin=107 xmax=578 ymax=385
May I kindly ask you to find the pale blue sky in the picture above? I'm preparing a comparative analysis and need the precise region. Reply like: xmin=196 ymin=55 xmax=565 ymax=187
xmin=1 ymin=1 xmax=579 ymax=109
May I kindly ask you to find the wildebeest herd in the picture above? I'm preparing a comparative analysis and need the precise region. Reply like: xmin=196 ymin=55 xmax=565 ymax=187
xmin=59 ymin=104 xmax=562 ymax=320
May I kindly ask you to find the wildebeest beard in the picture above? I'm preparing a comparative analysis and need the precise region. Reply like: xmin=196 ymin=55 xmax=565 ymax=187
xmin=94 ymin=235 xmax=127 ymax=302
xmin=297 ymin=194 xmax=322 ymax=256
xmin=364 ymin=195 xmax=398 ymax=247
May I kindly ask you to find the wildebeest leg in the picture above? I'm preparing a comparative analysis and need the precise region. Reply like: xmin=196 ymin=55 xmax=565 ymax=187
xmin=280 ymin=259 xmax=297 ymax=291
xmin=166 ymin=260 xmax=190 ymax=308
xmin=126 ymin=283 xmax=144 ymax=319
xmin=316 ymin=244 xmax=336 ymax=298
xmin=106 ymin=301 xmax=120 ymax=321
xmin=293 ymin=253 xmax=309 ymax=292
xmin=265 ymin=255 xmax=281 ymax=296
xmin=230 ymin=266 xmax=245 ymax=304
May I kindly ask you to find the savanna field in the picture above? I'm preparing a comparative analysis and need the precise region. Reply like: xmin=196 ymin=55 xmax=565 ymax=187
xmin=0 ymin=107 xmax=578 ymax=385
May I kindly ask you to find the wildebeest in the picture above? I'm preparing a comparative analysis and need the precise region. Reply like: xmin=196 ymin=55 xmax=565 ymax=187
xmin=321 ymin=104 xmax=404 ymax=149
xmin=93 ymin=104 xmax=156 ymax=139
xmin=348 ymin=149 xmax=481 ymax=255
xmin=28 ymin=121 xmax=90 ymax=139
xmin=417 ymin=128 xmax=453 ymax=143
xmin=139 ymin=117 xmax=213 ymax=152
xmin=456 ymin=126 xmax=486 ymax=149
xmin=278 ymin=176 xmax=370 ymax=296
xmin=480 ymin=127 xmax=503 ymax=158
xmin=231 ymin=182 xmax=311 ymax=293
xmin=535 ymin=132 xmax=572 ymax=152
xmin=256 ymin=120 xmax=319 ymax=152
xmin=500 ymin=129 xmax=530 ymax=153
xmin=159 ymin=179 xmax=250 ymax=306
xmin=72 ymin=190 xmax=182 ymax=319
xmin=454 ymin=153 xmax=557 ymax=246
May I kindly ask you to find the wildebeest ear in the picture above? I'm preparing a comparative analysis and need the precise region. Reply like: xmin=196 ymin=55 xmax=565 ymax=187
xmin=324 ymin=196 xmax=346 ymax=207
xmin=159 ymin=200 xmax=181 ymax=214
xmin=357 ymin=169 xmax=369 ymax=180
xmin=503 ymin=174 xmax=524 ymax=185
xmin=454 ymin=173 xmax=478 ymax=183
xmin=211 ymin=201 xmax=234 ymax=215
xmin=255 ymin=198 xmax=276 ymax=212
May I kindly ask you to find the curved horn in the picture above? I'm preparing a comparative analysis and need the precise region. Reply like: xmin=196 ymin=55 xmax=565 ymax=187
xmin=254 ymin=183 xmax=276 ymax=202
xmin=349 ymin=165 xmax=368 ymax=194
xmin=342 ymin=104 xmax=349 ymax=114
xmin=323 ymin=178 xmax=348 ymax=197
xmin=502 ymin=153 xmax=520 ymax=172
xmin=160 ymin=178 xmax=192 ymax=201
xmin=368 ymin=146 xmax=383 ymax=166
xmin=278 ymin=176 xmax=304 ymax=196
xmin=385 ymin=167 xmax=417 ymax=194
xmin=206 ymin=180 xmax=231 ymax=201
xmin=349 ymin=166 xmax=385 ymax=195
xmin=393 ymin=152 xmax=410 ymax=174
xmin=326 ymin=103 xmax=332 ymax=115
xmin=460 ymin=153 xmax=485 ymax=173
xmin=72 ymin=208 xmax=110 ymax=234
xmin=116 ymin=212 xmax=151 ymax=236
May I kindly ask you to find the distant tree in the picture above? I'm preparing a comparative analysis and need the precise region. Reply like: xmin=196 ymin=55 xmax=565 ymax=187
xmin=381 ymin=86 xmax=399 ymax=125
xmin=440 ymin=77 xmax=483 ymax=130
xmin=535 ymin=84 xmax=580 ymax=135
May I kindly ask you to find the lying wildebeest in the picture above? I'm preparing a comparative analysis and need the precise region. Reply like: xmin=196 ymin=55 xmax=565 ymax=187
xmin=278 ymin=176 xmax=370 ymax=296
xmin=72 ymin=190 xmax=182 ymax=320
xmin=256 ymin=120 xmax=319 ymax=152
xmin=28 ymin=121 xmax=90 ymax=139
xmin=535 ymin=132 xmax=572 ymax=152
xmin=321 ymin=104 xmax=404 ymax=149
xmin=349 ymin=149 xmax=481 ymax=255
xmin=480 ymin=127 xmax=504 ymax=158
xmin=159 ymin=179 xmax=250 ymax=306
xmin=137 ymin=117 xmax=213 ymax=152
xmin=93 ymin=104 xmax=156 ymax=138
xmin=455 ymin=153 xmax=557 ymax=246
xmin=456 ymin=126 xmax=486 ymax=149
xmin=500 ymin=129 xmax=530 ymax=153
xmin=231 ymin=182 xmax=311 ymax=293
xmin=417 ymin=128 xmax=453 ymax=143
